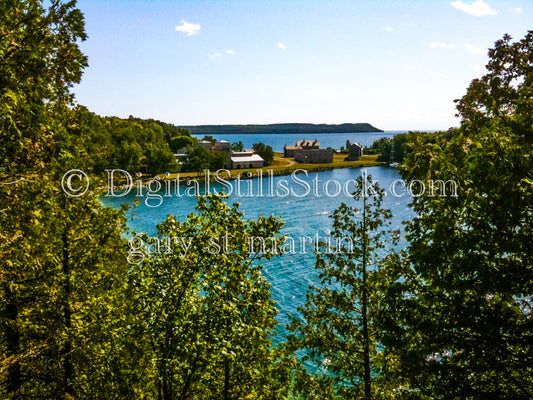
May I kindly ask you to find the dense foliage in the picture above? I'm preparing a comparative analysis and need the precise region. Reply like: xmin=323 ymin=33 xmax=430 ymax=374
xmin=128 ymin=195 xmax=293 ymax=399
xmin=1 ymin=3 xmax=131 ymax=398
xmin=0 ymin=0 xmax=87 ymax=179
xmin=231 ymin=141 xmax=245 ymax=152
xmin=364 ymin=133 xmax=409 ymax=163
xmin=66 ymin=107 xmax=184 ymax=174
xmin=380 ymin=31 xmax=533 ymax=399
xmin=252 ymin=143 xmax=275 ymax=166
xmin=1 ymin=0 xmax=532 ymax=398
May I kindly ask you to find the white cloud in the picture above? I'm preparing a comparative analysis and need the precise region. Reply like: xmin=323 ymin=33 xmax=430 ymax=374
xmin=430 ymin=42 xmax=455 ymax=49
xmin=473 ymin=65 xmax=486 ymax=73
xmin=466 ymin=44 xmax=486 ymax=55
xmin=277 ymin=42 xmax=287 ymax=50
xmin=174 ymin=20 xmax=200 ymax=36
xmin=450 ymin=0 xmax=497 ymax=16
xmin=516 ymin=7 xmax=522 ymax=12
xmin=208 ymin=50 xmax=235 ymax=60
xmin=382 ymin=26 xmax=393 ymax=31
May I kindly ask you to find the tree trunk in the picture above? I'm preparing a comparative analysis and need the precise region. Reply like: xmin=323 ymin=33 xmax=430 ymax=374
xmin=223 ymin=357 xmax=231 ymax=400
xmin=178 ymin=352 xmax=200 ymax=400
xmin=4 ymin=284 xmax=21 ymax=399
xmin=362 ymin=196 xmax=372 ymax=399
xmin=162 ymin=324 xmax=173 ymax=400
xmin=62 ymin=230 xmax=74 ymax=397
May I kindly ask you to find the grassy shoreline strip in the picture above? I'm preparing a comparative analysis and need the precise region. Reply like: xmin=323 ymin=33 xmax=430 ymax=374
xmin=158 ymin=154 xmax=383 ymax=182
xmin=100 ymin=155 xmax=384 ymax=192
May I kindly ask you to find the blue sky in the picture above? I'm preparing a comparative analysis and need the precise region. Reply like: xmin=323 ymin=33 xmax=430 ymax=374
xmin=73 ymin=0 xmax=531 ymax=130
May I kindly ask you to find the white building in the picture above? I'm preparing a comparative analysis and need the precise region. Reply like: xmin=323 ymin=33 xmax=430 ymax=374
xmin=231 ymin=152 xmax=264 ymax=169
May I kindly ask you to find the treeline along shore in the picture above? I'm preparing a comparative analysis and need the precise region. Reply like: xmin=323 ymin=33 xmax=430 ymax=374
xmin=181 ymin=122 xmax=383 ymax=134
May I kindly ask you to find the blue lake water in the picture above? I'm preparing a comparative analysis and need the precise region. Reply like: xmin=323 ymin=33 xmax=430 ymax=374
xmin=102 ymin=166 xmax=413 ymax=343
xmin=191 ymin=131 xmax=402 ymax=152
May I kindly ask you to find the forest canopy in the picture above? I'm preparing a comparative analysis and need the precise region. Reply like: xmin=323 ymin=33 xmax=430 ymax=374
xmin=0 ymin=0 xmax=532 ymax=399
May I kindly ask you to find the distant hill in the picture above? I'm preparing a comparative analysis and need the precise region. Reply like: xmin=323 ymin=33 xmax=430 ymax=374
xmin=181 ymin=123 xmax=382 ymax=135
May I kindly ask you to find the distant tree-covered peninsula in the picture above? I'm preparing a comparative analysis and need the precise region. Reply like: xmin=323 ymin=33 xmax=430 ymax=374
xmin=181 ymin=123 xmax=383 ymax=134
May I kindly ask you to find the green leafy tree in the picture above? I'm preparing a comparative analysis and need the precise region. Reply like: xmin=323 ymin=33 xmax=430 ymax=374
xmin=169 ymin=135 xmax=196 ymax=153
xmin=0 ymin=0 xmax=87 ymax=180
xmin=115 ymin=140 xmax=145 ymax=172
xmin=386 ymin=31 xmax=533 ymax=399
xmin=151 ymin=119 xmax=191 ymax=144
xmin=0 ymin=172 xmax=135 ymax=399
xmin=0 ymin=2 xmax=140 ymax=398
xmin=105 ymin=118 xmax=176 ymax=174
xmin=145 ymin=143 xmax=176 ymax=173
xmin=288 ymin=172 xmax=400 ymax=399
xmin=366 ymin=138 xmax=392 ymax=160
xmin=202 ymin=135 xmax=217 ymax=144
xmin=66 ymin=106 xmax=114 ymax=174
xmin=253 ymin=143 xmax=275 ymax=166
xmin=210 ymin=151 xmax=228 ymax=170
xmin=368 ymin=134 xmax=410 ymax=163
xmin=129 ymin=194 xmax=293 ymax=399
xmin=455 ymin=31 xmax=533 ymax=133
xmin=187 ymin=144 xmax=213 ymax=174
xmin=1 ymin=1 xmax=87 ymax=398
xmin=231 ymin=141 xmax=245 ymax=152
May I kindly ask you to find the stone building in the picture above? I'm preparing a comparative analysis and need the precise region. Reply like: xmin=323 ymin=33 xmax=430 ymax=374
xmin=294 ymin=148 xmax=333 ymax=164
xmin=347 ymin=142 xmax=363 ymax=161
xmin=283 ymin=139 xmax=320 ymax=157
xmin=213 ymin=139 xmax=231 ymax=152
xmin=197 ymin=140 xmax=213 ymax=150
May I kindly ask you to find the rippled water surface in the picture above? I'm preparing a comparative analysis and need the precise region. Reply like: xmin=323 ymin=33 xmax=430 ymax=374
xmin=101 ymin=166 xmax=413 ymax=342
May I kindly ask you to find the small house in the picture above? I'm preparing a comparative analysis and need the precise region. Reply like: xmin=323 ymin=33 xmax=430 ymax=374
xmin=347 ymin=143 xmax=363 ymax=161
xmin=231 ymin=152 xmax=264 ymax=169
xmin=198 ymin=140 xmax=213 ymax=150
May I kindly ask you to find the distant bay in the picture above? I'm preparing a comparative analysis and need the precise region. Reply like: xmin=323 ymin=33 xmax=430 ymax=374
xmin=191 ymin=131 xmax=403 ymax=152
xmin=102 ymin=166 xmax=412 ymax=344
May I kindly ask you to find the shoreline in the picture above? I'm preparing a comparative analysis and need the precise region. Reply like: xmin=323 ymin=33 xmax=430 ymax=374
xmin=101 ymin=158 xmax=386 ymax=192
xmin=160 ymin=154 xmax=384 ymax=181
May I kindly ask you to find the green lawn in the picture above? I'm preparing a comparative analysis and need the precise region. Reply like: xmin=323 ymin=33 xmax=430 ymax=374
xmin=159 ymin=153 xmax=384 ymax=181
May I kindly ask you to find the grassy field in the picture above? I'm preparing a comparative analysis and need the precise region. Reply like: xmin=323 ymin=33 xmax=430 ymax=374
xmin=160 ymin=153 xmax=384 ymax=181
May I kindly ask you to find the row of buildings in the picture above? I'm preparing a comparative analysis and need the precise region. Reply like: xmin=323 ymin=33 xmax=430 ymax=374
xmin=283 ymin=139 xmax=363 ymax=163
xmin=197 ymin=140 xmax=264 ymax=169
xmin=175 ymin=138 xmax=364 ymax=170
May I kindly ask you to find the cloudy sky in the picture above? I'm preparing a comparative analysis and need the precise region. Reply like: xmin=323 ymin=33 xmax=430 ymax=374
xmin=73 ymin=0 xmax=531 ymax=131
